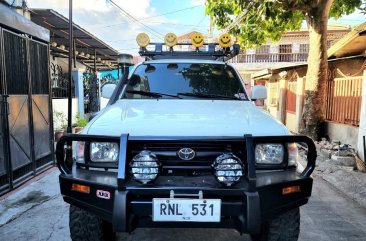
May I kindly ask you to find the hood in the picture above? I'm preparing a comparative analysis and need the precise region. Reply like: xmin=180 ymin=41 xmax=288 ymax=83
xmin=86 ymin=100 xmax=289 ymax=137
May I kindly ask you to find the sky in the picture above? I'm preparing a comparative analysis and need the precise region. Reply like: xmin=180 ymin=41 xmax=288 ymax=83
xmin=25 ymin=0 xmax=365 ymax=55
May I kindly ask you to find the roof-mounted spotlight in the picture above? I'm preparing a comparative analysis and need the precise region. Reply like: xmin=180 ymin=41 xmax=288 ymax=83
xmin=218 ymin=33 xmax=232 ymax=48
xmin=136 ymin=33 xmax=150 ymax=48
xmin=191 ymin=32 xmax=204 ymax=48
xmin=164 ymin=33 xmax=178 ymax=47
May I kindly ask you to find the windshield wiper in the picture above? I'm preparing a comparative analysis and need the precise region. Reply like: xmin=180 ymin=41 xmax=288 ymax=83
xmin=177 ymin=92 xmax=240 ymax=100
xmin=126 ymin=90 xmax=182 ymax=99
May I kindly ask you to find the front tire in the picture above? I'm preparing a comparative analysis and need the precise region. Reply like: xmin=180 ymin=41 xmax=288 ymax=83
xmin=251 ymin=208 xmax=300 ymax=241
xmin=69 ymin=205 xmax=116 ymax=241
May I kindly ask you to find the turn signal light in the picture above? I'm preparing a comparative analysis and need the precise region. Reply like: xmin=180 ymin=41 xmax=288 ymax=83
xmin=282 ymin=185 xmax=300 ymax=195
xmin=71 ymin=184 xmax=90 ymax=194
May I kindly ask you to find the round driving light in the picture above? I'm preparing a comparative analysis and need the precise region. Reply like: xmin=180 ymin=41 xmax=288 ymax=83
xmin=164 ymin=32 xmax=178 ymax=47
xmin=136 ymin=33 xmax=150 ymax=48
xmin=130 ymin=150 xmax=160 ymax=184
xmin=191 ymin=32 xmax=204 ymax=48
xmin=218 ymin=33 xmax=232 ymax=48
xmin=212 ymin=153 xmax=244 ymax=187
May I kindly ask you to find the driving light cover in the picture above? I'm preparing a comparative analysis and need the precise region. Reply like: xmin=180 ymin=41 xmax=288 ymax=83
xmin=130 ymin=150 xmax=160 ymax=184
xmin=136 ymin=33 xmax=150 ymax=48
xmin=255 ymin=144 xmax=284 ymax=164
xmin=212 ymin=153 xmax=244 ymax=187
xmin=90 ymin=142 xmax=119 ymax=162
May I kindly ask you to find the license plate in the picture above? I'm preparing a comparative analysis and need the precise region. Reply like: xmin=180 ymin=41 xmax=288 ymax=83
xmin=152 ymin=198 xmax=221 ymax=222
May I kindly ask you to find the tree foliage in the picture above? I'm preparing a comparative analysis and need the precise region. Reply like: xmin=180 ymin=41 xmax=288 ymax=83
xmin=206 ymin=0 xmax=362 ymax=49
xmin=206 ymin=0 xmax=362 ymax=140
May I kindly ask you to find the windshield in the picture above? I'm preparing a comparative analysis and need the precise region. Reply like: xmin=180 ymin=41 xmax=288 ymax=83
xmin=122 ymin=63 xmax=247 ymax=100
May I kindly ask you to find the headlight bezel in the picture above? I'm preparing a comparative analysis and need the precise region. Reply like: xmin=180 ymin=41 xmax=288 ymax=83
xmin=90 ymin=142 xmax=119 ymax=163
xmin=254 ymin=143 xmax=289 ymax=169
xmin=73 ymin=141 xmax=120 ymax=165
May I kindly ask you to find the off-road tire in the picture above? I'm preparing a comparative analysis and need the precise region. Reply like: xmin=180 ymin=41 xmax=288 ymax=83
xmin=251 ymin=208 xmax=300 ymax=241
xmin=69 ymin=205 xmax=116 ymax=241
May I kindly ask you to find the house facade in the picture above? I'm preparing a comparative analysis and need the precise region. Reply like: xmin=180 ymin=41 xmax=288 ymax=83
xmin=230 ymin=26 xmax=351 ymax=86
xmin=252 ymin=23 xmax=366 ymax=162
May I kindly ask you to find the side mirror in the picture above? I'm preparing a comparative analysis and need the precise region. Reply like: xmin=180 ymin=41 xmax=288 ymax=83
xmin=101 ymin=84 xmax=116 ymax=99
xmin=251 ymin=85 xmax=267 ymax=100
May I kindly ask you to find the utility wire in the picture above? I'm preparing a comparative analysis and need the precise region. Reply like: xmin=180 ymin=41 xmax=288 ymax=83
xmin=106 ymin=0 xmax=164 ymax=38
xmin=90 ymin=4 xmax=204 ymax=30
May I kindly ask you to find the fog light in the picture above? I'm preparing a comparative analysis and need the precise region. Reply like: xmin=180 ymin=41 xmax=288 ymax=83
xmin=130 ymin=150 xmax=160 ymax=184
xmin=212 ymin=153 xmax=244 ymax=187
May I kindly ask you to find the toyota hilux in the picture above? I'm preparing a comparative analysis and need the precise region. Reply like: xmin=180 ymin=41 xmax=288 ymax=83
xmin=56 ymin=33 xmax=316 ymax=241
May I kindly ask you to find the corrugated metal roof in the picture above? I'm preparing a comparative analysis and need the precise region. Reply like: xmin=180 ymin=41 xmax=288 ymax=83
xmin=0 ymin=3 xmax=49 ymax=42
xmin=29 ymin=9 xmax=119 ymax=69
xmin=328 ymin=23 xmax=366 ymax=58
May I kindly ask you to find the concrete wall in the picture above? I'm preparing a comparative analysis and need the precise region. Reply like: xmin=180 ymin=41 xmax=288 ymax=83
xmin=52 ymin=98 xmax=78 ymax=130
xmin=286 ymin=112 xmax=297 ymax=133
xmin=325 ymin=121 xmax=359 ymax=148
xmin=357 ymin=71 xmax=366 ymax=161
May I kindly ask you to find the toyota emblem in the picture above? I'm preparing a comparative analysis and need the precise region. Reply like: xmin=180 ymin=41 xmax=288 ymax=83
xmin=178 ymin=148 xmax=195 ymax=160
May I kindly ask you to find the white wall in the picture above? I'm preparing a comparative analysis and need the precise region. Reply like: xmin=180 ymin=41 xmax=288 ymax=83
xmin=52 ymin=98 xmax=78 ymax=130
xmin=286 ymin=112 xmax=297 ymax=133
xmin=357 ymin=71 xmax=366 ymax=161
xmin=100 ymin=97 xmax=109 ymax=109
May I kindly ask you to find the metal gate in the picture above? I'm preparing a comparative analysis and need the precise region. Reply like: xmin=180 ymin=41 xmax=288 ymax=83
xmin=83 ymin=67 xmax=100 ymax=114
xmin=0 ymin=28 xmax=54 ymax=194
xmin=326 ymin=76 xmax=363 ymax=126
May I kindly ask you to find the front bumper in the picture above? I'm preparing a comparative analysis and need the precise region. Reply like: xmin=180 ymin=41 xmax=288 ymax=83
xmin=56 ymin=134 xmax=316 ymax=234
xmin=60 ymin=169 xmax=312 ymax=234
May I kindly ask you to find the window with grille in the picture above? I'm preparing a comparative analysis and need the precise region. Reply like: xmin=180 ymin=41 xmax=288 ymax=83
xmin=299 ymin=44 xmax=309 ymax=53
xmin=279 ymin=44 xmax=293 ymax=62
xmin=255 ymin=45 xmax=270 ymax=54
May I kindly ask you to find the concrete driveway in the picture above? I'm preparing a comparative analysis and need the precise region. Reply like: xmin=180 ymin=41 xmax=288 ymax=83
xmin=1 ymin=168 xmax=366 ymax=241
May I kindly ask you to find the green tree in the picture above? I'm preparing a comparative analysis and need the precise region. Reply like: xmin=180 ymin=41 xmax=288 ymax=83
xmin=206 ymin=0 xmax=362 ymax=140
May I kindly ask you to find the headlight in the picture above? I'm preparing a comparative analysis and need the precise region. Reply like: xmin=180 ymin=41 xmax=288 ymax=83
xmin=255 ymin=144 xmax=284 ymax=165
xmin=90 ymin=142 xmax=119 ymax=162
xmin=212 ymin=153 xmax=244 ymax=187
xmin=130 ymin=150 xmax=160 ymax=184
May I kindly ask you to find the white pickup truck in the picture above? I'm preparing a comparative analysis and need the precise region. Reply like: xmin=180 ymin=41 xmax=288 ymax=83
xmin=56 ymin=39 xmax=316 ymax=241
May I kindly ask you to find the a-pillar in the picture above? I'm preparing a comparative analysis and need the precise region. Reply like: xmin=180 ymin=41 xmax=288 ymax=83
xmin=295 ymin=77 xmax=305 ymax=133
xmin=357 ymin=70 xmax=366 ymax=162
xmin=73 ymin=68 xmax=85 ymax=118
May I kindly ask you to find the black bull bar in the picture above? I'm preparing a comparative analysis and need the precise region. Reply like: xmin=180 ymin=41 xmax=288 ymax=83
xmin=56 ymin=134 xmax=316 ymax=233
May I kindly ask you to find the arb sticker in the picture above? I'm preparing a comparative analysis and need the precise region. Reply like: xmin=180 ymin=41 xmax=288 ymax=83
xmin=96 ymin=190 xmax=110 ymax=199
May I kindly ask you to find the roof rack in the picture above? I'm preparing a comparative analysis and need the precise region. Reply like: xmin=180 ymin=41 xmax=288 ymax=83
xmin=139 ymin=43 xmax=240 ymax=61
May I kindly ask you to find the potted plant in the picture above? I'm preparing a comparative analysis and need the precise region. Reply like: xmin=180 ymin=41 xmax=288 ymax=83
xmin=54 ymin=111 xmax=67 ymax=141
xmin=74 ymin=113 xmax=88 ymax=133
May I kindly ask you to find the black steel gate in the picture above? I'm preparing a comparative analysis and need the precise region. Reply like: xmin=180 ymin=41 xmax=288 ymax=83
xmin=83 ymin=67 xmax=100 ymax=114
xmin=0 ymin=28 xmax=54 ymax=194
